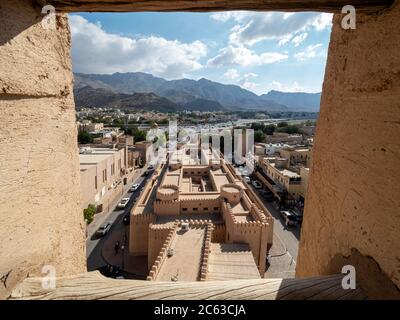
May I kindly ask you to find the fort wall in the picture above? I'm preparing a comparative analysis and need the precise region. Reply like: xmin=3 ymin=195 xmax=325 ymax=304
xmin=296 ymin=3 xmax=400 ymax=299
xmin=0 ymin=0 xmax=86 ymax=299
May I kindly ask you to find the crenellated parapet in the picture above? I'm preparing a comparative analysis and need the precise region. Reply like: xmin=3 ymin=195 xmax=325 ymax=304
xmin=129 ymin=213 xmax=155 ymax=256
xmin=221 ymin=201 xmax=237 ymax=224
xmin=180 ymin=219 xmax=212 ymax=228
xmin=250 ymin=204 xmax=267 ymax=223
xmin=211 ymin=223 xmax=226 ymax=243
xmin=131 ymin=212 xmax=154 ymax=223
xmin=146 ymin=221 xmax=179 ymax=281
xmin=199 ymin=223 xmax=213 ymax=281
xmin=220 ymin=198 xmax=270 ymax=275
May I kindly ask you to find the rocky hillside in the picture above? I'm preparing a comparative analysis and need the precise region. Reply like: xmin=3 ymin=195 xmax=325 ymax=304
xmin=74 ymin=72 xmax=321 ymax=112
xmin=73 ymin=86 xmax=227 ymax=112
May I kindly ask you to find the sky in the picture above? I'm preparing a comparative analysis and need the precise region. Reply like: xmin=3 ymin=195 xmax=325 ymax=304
xmin=69 ymin=12 xmax=332 ymax=95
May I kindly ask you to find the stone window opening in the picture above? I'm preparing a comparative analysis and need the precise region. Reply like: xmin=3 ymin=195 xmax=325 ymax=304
xmin=1 ymin=0 xmax=399 ymax=300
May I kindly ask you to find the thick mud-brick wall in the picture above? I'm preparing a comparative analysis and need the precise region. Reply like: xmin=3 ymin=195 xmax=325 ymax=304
xmin=296 ymin=2 xmax=400 ymax=299
xmin=0 ymin=0 xmax=86 ymax=299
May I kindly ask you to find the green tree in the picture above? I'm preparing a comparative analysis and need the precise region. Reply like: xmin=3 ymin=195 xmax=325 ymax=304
xmin=263 ymin=124 xmax=276 ymax=135
xmin=251 ymin=123 xmax=265 ymax=131
xmin=276 ymin=124 xmax=301 ymax=134
xmin=113 ymin=118 xmax=124 ymax=125
xmin=134 ymin=129 xmax=147 ymax=142
xmin=83 ymin=204 xmax=96 ymax=224
xmin=304 ymin=120 xmax=315 ymax=126
xmin=254 ymin=130 xmax=266 ymax=143
xmin=158 ymin=118 xmax=169 ymax=125
xmin=126 ymin=127 xmax=147 ymax=142
xmin=78 ymin=131 xmax=93 ymax=144
xmin=277 ymin=121 xmax=288 ymax=128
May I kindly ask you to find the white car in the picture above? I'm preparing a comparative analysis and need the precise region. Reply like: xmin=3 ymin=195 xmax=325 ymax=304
xmin=96 ymin=222 xmax=112 ymax=237
xmin=280 ymin=210 xmax=297 ymax=227
xmin=117 ymin=197 xmax=130 ymax=209
xmin=130 ymin=183 xmax=140 ymax=192
xmin=244 ymin=176 xmax=251 ymax=183
xmin=252 ymin=180 xmax=262 ymax=189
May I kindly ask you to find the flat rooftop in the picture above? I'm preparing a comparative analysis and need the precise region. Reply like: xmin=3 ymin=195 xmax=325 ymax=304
xmin=79 ymin=148 xmax=120 ymax=164
xmin=155 ymin=227 xmax=205 ymax=282
xmin=207 ymin=243 xmax=261 ymax=281
xmin=79 ymin=153 xmax=113 ymax=164
xmin=270 ymin=163 xmax=300 ymax=178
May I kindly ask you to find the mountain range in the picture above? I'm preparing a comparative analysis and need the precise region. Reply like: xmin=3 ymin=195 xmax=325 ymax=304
xmin=73 ymin=72 xmax=321 ymax=113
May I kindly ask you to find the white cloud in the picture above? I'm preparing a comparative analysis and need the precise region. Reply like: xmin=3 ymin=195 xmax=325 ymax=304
xmin=267 ymin=81 xmax=305 ymax=92
xmin=212 ymin=12 xmax=332 ymax=47
xmin=210 ymin=12 xmax=250 ymax=23
xmin=294 ymin=44 xmax=323 ymax=61
xmin=243 ymin=73 xmax=258 ymax=80
xmin=207 ymin=45 xmax=288 ymax=67
xmin=278 ymin=34 xmax=293 ymax=47
xmin=242 ymin=81 xmax=259 ymax=91
xmin=291 ymin=33 xmax=308 ymax=47
xmin=221 ymin=70 xmax=260 ymax=92
xmin=312 ymin=13 xmax=333 ymax=31
xmin=69 ymin=15 xmax=207 ymax=78
xmin=241 ymin=73 xmax=259 ymax=91
xmin=223 ymin=68 xmax=240 ymax=80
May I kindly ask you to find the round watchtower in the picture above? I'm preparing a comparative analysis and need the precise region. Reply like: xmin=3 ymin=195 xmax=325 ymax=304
xmin=221 ymin=184 xmax=243 ymax=205
xmin=156 ymin=184 xmax=179 ymax=201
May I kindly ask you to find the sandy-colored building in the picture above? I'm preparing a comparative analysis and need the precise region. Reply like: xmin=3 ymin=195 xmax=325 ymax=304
xmin=258 ymin=157 xmax=301 ymax=199
xmin=256 ymin=145 xmax=311 ymax=203
xmin=79 ymin=147 xmax=135 ymax=213
xmin=279 ymin=147 xmax=312 ymax=167
xmin=298 ymin=167 xmax=309 ymax=200
xmin=265 ymin=132 xmax=303 ymax=145
xmin=129 ymin=146 xmax=274 ymax=281
xmin=255 ymin=143 xmax=290 ymax=156
xmin=78 ymin=121 xmax=104 ymax=133
xmin=129 ymin=141 xmax=153 ymax=167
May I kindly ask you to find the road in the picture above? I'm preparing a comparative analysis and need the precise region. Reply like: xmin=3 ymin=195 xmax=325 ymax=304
xmin=248 ymin=184 xmax=300 ymax=262
xmin=86 ymin=170 xmax=151 ymax=272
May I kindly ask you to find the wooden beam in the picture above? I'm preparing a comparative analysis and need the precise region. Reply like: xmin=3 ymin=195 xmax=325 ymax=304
xmin=10 ymin=271 xmax=367 ymax=300
xmin=36 ymin=0 xmax=393 ymax=13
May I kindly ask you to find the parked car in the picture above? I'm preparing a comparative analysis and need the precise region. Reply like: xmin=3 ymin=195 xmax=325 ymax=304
xmin=96 ymin=222 xmax=112 ymax=237
xmin=147 ymin=165 xmax=154 ymax=171
xmin=259 ymin=189 xmax=274 ymax=201
xmin=244 ymin=176 xmax=251 ymax=183
xmin=252 ymin=180 xmax=262 ymax=189
xmin=167 ymin=248 xmax=174 ymax=257
xmin=293 ymin=210 xmax=303 ymax=225
xmin=130 ymin=183 xmax=140 ymax=192
xmin=122 ymin=214 xmax=130 ymax=225
xmin=102 ymin=264 xmax=121 ymax=278
xmin=117 ymin=197 xmax=130 ymax=209
xmin=280 ymin=210 xmax=298 ymax=227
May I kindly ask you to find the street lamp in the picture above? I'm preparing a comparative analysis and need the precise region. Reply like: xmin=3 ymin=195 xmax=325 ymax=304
xmin=121 ymin=245 xmax=125 ymax=270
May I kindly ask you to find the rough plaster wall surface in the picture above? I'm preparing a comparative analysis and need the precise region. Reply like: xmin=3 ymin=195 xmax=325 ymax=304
xmin=37 ymin=0 xmax=393 ymax=13
xmin=0 ymin=0 xmax=86 ymax=299
xmin=296 ymin=1 xmax=400 ymax=298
